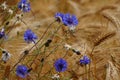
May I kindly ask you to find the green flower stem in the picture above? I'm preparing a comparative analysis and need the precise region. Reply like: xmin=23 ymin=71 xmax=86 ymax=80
xmin=38 ymin=41 xmax=64 ymax=78
xmin=10 ymin=53 xmax=27 ymax=72
xmin=29 ymin=44 xmax=40 ymax=67
xmin=28 ymin=20 xmax=56 ymax=52
xmin=9 ymin=21 xmax=56 ymax=72
xmin=37 ymin=47 xmax=46 ymax=79
xmin=39 ymin=43 xmax=63 ymax=79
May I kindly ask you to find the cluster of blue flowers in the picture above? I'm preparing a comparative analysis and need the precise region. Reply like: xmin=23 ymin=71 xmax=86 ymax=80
xmin=18 ymin=0 xmax=31 ymax=12
xmin=15 ymin=56 xmax=91 ymax=78
xmin=16 ymin=1 xmax=35 ymax=78
xmin=16 ymin=2 xmax=90 ymax=78
xmin=55 ymin=12 xmax=78 ymax=30
xmin=53 ymin=56 xmax=90 ymax=73
xmin=0 ymin=0 xmax=91 ymax=79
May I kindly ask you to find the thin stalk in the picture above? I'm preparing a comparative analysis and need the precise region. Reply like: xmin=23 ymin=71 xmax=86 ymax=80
xmin=9 ymin=21 xmax=56 ymax=72
xmin=90 ymin=46 xmax=96 ymax=80
xmin=63 ymin=50 xmax=68 ymax=58
xmin=10 ymin=54 xmax=26 ymax=72
xmin=29 ymin=43 xmax=40 ymax=67
xmin=0 ymin=19 xmax=17 ymax=45
xmin=39 ymin=44 xmax=63 ymax=78
xmin=28 ymin=20 xmax=56 ymax=51
xmin=31 ymin=9 xmax=36 ymax=19
xmin=45 ymin=45 xmax=59 ymax=58
xmin=6 ymin=20 xmax=18 ymax=35
xmin=50 ymin=24 xmax=63 ymax=39
xmin=38 ymin=46 xmax=46 ymax=79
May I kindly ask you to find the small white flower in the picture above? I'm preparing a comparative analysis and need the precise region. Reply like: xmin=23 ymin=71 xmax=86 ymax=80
xmin=1 ymin=1 xmax=7 ymax=10
xmin=64 ymin=44 xmax=72 ymax=50
xmin=1 ymin=28 xmax=4 ymax=33
xmin=69 ymin=26 xmax=76 ymax=31
xmin=1 ymin=50 xmax=11 ymax=63
xmin=51 ymin=74 xmax=60 ymax=79
xmin=8 ymin=9 xmax=13 ymax=15
xmin=21 ymin=3 xmax=24 ymax=8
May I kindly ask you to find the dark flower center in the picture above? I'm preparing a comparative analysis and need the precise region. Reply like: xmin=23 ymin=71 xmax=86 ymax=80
xmin=59 ymin=64 xmax=63 ymax=70
xmin=28 ymin=34 xmax=33 ymax=40
xmin=19 ymin=70 xmax=25 ymax=75
xmin=0 ymin=32 xmax=4 ymax=39
xmin=67 ymin=18 xmax=73 ymax=24
xmin=19 ymin=5 xmax=22 ymax=9
xmin=23 ymin=5 xmax=26 ymax=8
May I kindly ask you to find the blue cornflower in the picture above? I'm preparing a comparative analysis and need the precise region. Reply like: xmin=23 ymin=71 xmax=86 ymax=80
xmin=80 ymin=56 xmax=91 ymax=65
xmin=16 ymin=65 xmax=28 ymax=78
xmin=24 ymin=29 xmax=37 ymax=43
xmin=63 ymin=13 xmax=78 ymax=30
xmin=54 ymin=58 xmax=67 ymax=72
xmin=55 ymin=12 xmax=64 ymax=22
xmin=18 ymin=0 xmax=31 ymax=12
xmin=0 ymin=28 xmax=5 ymax=39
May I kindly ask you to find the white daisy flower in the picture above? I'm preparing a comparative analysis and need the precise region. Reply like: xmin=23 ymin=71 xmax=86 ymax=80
xmin=1 ymin=50 xmax=11 ymax=63
xmin=64 ymin=44 xmax=72 ymax=50
xmin=51 ymin=74 xmax=60 ymax=79
xmin=8 ymin=9 xmax=13 ymax=15
xmin=1 ymin=1 xmax=7 ymax=10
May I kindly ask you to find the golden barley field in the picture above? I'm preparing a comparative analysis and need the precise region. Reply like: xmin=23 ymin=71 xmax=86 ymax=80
xmin=0 ymin=0 xmax=120 ymax=80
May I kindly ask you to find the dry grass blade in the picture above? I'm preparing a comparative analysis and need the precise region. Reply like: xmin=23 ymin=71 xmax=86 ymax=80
xmin=96 ymin=5 xmax=117 ymax=13
xmin=105 ymin=61 xmax=120 ymax=80
xmin=94 ymin=31 xmax=116 ymax=46
xmin=68 ymin=1 xmax=80 ymax=15
xmin=101 ymin=11 xmax=120 ymax=30
xmin=0 ymin=0 xmax=120 ymax=79
xmin=4 ymin=65 xmax=11 ymax=79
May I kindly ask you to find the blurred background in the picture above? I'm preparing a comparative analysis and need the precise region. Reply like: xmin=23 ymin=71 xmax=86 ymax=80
xmin=0 ymin=0 xmax=120 ymax=80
